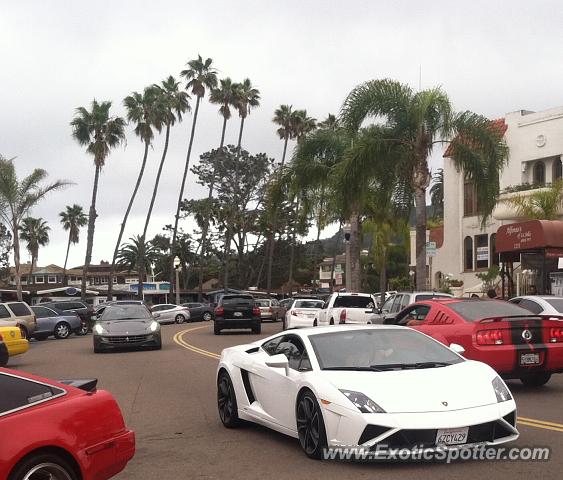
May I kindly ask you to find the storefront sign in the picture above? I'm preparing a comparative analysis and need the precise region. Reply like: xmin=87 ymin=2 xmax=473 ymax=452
xmin=496 ymin=220 xmax=563 ymax=253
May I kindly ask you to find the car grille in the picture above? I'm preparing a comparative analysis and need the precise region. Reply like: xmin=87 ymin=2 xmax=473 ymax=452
xmin=106 ymin=334 xmax=149 ymax=344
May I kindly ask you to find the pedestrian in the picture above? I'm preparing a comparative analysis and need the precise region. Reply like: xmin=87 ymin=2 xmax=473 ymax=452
xmin=486 ymin=288 xmax=498 ymax=299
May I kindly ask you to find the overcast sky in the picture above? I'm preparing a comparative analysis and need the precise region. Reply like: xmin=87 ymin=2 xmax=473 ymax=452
xmin=1 ymin=0 xmax=562 ymax=268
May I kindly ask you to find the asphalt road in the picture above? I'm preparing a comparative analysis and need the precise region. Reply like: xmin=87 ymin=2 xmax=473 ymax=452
xmin=8 ymin=322 xmax=563 ymax=480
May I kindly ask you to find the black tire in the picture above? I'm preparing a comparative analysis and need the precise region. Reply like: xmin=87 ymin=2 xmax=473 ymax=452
xmin=520 ymin=372 xmax=551 ymax=387
xmin=153 ymin=338 xmax=162 ymax=350
xmin=296 ymin=390 xmax=328 ymax=459
xmin=217 ymin=371 xmax=241 ymax=428
xmin=34 ymin=334 xmax=49 ymax=341
xmin=175 ymin=314 xmax=185 ymax=324
xmin=78 ymin=322 xmax=89 ymax=336
xmin=252 ymin=324 xmax=261 ymax=334
xmin=54 ymin=322 xmax=71 ymax=340
xmin=203 ymin=312 xmax=213 ymax=322
xmin=329 ymin=318 xmax=334 ymax=326
xmin=8 ymin=452 xmax=78 ymax=480
xmin=0 ymin=347 xmax=8 ymax=367
xmin=313 ymin=319 xmax=317 ymax=327
xmin=283 ymin=317 xmax=287 ymax=330
xmin=93 ymin=345 xmax=103 ymax=353
xmin=214 ymin=324 xmax=221 ymax=335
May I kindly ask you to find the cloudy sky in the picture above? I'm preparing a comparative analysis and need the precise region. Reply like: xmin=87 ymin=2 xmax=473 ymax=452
xmin=1 ymin=0 xmax=562 ymax=268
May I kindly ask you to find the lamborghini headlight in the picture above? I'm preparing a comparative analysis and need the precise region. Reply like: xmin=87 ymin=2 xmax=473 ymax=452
xmin=149 ymin=321 xmax=159 ymax=332
xmin=492 ymin=376 xmax=512 ymax=402
xmin=339 ymin=389 xmax=386 ymax=413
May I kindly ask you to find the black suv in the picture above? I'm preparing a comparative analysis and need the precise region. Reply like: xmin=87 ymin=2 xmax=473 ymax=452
xmin=41 ymin=300 xmax=95 ymax=334
xmin=213 ymin=294 xmax=261 ymax=335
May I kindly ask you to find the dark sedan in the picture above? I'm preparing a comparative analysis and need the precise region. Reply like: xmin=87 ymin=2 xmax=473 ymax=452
xmin=93 ymin=304 xmax=162 ymax=353
xmin=182 ymin=302 xmax=214 ymax=321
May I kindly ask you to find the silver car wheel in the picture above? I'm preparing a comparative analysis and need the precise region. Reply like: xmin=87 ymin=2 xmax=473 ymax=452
xmin=175 ymin=314 xmax=185 ymax=324
xmin=203 ymin=312 xmax=212 ymax=321
xmin=54 ymin=322 xmax=71 ymax=339
xmin=22 ymin=462 xmax=73 ymax=480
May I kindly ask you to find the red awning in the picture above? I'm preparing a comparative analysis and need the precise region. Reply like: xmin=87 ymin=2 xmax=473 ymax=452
xmin=496 ymin=220 xmax=563 ymax=253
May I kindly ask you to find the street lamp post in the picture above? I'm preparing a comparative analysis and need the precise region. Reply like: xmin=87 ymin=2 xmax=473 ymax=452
xmin=173 ymin=256 xmax=181 ymax=305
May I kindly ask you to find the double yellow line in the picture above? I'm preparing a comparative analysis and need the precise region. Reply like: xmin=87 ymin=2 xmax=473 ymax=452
xmin=173 ymin=326 xmax=563 ymax=434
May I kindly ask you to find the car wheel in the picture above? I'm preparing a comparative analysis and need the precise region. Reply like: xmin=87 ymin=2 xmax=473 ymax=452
xmin=78 ymin=322 xmax=89 ymax=335
xmin=153 ymin=338 xmax=162 ymax=350
xmin=8 ymin=452 xmax=78 ymax=480
xmin=296 ymin=390 xmax=328 ymax=459
xmin=54 ymin=322 xmax=71 ymax=340
xmin=175 ymin=314 xmax=185 ymax=324
xmin=520 ymin=372 xmax=551 ymax=387
xmin=283 ymin=318 xmax=287 ymax=330
xmin=313 ymin=319 xmax=317 ymax=327
xmin=329 ymin=318 xmax=334 ymax=325
xmin=203 ymin=312 xmax=212 ymax=321
xmin=214 ymin=324 xmax=221 ymax=335
xmin=217 ymin=371 xmax=241 ymax=428
xmin=94 ymin=345 xmax=103 ymax=353
xmin=252 ymin=324 xmax=261 ymax=334
xmin=0 ymin=349 xmax=8 ymax=367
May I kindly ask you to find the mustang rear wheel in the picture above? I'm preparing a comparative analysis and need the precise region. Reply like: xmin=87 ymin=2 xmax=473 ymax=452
xmin=217 ymin=372 xmax=240 ymax=428
xmin=296 ymin=391 xmax=327 ymax=459
xmin=9 ymin=453 xmax=78 ymax=480
xmin=520 ymin=372 xmax=551 ymax=387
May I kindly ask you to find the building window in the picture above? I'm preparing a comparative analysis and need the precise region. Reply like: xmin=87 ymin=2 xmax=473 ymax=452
xmin=490 ymin=233 xmax=499 ymax=267
xmin=113 ymin=276 xmax=117 ymax=284
xmin=101 ymin=276 xmax=108 ymax=284
xmin=554 ymin=158 xmax=562 ymax=182
xmin=475 ymin=234 xmax=489 ymax=270
xmin=94 ymin=277 xmax=100 ymax=284
xmin=533 ymin=161 xmax=545 ymax=185
xmin=464 ymin=236 xmax=473 ymax=271
xmin=47 ymin=275 xmax=57 ymax=284
xmin=463 ymin=182 xmax=479 ymax=216
xmin=35 ymin=276 xmax=45 ymax=284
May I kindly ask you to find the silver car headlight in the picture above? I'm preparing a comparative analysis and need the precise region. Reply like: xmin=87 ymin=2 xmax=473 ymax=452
xmin=149 ymin=321 xmax=160 ymax=332
xmin=339 ymin=389 xmax=386 ymax=413
xmin=492 ymin=376 xmax=512 ymax=402
xmin=93 ymin=323 xmax=106 ymax=335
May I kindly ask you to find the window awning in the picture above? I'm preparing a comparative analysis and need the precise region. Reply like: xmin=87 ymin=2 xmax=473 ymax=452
xmin=496 ymin=220 xmax=563 ymax=253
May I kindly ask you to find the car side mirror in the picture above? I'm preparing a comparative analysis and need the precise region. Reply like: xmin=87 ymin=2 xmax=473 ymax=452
xmin=265 ymin=354 xmax=289 ymax=375
xmin=449 ymin=343 xmax=465 ymax=355
xmin=153 ymin=313 xmax=161 ymax=319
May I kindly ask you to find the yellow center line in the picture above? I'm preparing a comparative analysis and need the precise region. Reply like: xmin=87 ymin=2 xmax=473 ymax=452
xmin=173 ymin=325 xmax=562 ymax=434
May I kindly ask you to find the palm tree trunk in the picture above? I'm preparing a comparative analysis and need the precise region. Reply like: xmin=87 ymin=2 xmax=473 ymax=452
xmin=349 ymin=212 xmax=361 ymax=292
xmin=108 ymin=140 xmax=150 ymax=301
xmin=223 ymin=227 xmax=231 ymax=292
xmin=13 ymin=223 xmax=23 ymax=301
xmin=30 ymin=254 xmax=37 ymax=287
xmin=237 ymin=116 xmax=245 ymax=151
xmin=312 ymin=223 xmax=322 ymax=289
xmin=81 ymin=164 xmax=101 ymax=301
xmin=288 ymin=198 xmax=300 ymax=283
xmin=254 ymin=239 xmax=268 ymax=287
xmin=329 ymin=222 xmax=342 ymax=292
xmin=63 ymin=232 xmax=71 ymax=286
xmin=379 ymin=249 xmax=387 ymax=307
xmin=143 ymin=123 xmax=171 ymax=240
xmin=172 ymin=95 xmax=202 ymax=297
xmin=281 ymin=135 xmax=289 ymax=166
xmin=414 ymin=186 xmax=428 ymax=290
xmin=266 ymin=230 xmax=276 ymax=293
xmin=219 ymin=115 xmax=228 ymax=150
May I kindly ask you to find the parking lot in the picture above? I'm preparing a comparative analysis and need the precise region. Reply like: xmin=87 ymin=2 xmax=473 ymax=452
xmin=8 ymin=322 xmax=563 ymax=479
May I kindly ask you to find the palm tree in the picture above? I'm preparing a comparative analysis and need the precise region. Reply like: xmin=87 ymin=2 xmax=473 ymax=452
xmin=292 ymin=110 xmax=317 ymax=142
xmin=209 ymin=77 xmax=239 ymax=149
xmin=172 ymin=55 xmax=218 ymax=284
xmin=70 ymin=100 xmax=126 ymax=300
xmin=20 ymin=217 xmax=50 ymax=285
xmin=503 ymin=180 xmax=563 ymax=220
xmin=0 ymin=157 xmax=68 ymax=300
xmin=273 ymin=105 xmax=296 ymax=166
xmin=116 ymin=235 xmax=159 ymax=291
xmin=317 ymin=113 xmax=339 ymax=130
xmin=430 ymin=168 xmax=444 ymax=219
xmin=234 ymin=78 xmax=260 ymax=150
xmin=340 ymin=79 xmax=508 ymax=289
xmin=107 ymin=86 xmax=163 ymax=301
xmin=59 ymin=204 xmax=88 ymax=284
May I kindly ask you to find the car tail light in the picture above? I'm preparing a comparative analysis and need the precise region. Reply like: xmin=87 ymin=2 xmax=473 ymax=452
xmin=476 ymin=329 xmax=505 ymax=345
xmin=252 ymin=306 xmax=261 ymax=316
xmin=268 ymin=306 xmax=273 ymax=313
xmin=549 ymin=326 xmax=563 ymax=343
xmin=339 ymin=309 xmax=347 ymax=324
xmin=214 ymin=306 xmax=224 ymax=316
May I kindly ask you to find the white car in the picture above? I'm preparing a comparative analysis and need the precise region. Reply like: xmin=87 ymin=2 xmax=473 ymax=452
xmin=216 ymin=326 xmax=518 ymax=459
xmin=509 ymin=296 xmax=563 ymax=316
xmin=284 ymin=299 xmax=325 ymax=330
xmin=150 ymin=304 xmax=190 ymax=324
xmin=316 ymin=293 xmax=378 ymax=326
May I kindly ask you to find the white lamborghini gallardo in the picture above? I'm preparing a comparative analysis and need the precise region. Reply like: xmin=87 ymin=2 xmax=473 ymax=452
xmin=216 ymin=326 xmax=519 ymax=459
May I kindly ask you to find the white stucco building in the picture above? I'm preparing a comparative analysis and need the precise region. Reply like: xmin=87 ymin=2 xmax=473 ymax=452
xmin=430 ymin=106 xmax=563 ymax=293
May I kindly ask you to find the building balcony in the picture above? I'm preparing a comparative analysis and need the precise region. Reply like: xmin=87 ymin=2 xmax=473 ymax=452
xmin=493 ymin=186 xmax=563 ymax=221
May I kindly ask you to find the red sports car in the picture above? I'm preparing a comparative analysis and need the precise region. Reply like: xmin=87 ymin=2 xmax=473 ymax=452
xmin=0 ymin=368 xmax=135 ymax=480
xmin=385 ymin=298 xmax=563 ymax=387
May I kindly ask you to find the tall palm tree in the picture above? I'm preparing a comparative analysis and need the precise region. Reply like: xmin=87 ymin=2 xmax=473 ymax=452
xmin=172 ymin=55 xmax=218 ymax=283
xmin=20 ymin=217 xmax=50 ymax=285
xmin=70 ymin=100 xmax=126 ymax=300
xmin=273 ymin=105 xmax=295 ymax=167
xmin=340 ymin=79 xmax=508 ymax=289
xmin=59 ymin=204 xmax=88 ymax=284
xmin=107 ymin=86 xmax=163 ymax=301
xmin=503 ymin=180 xmax=563 ymax=220
xmin=0 ymin=157 xmax=68 ymax=300
xmin=234 ymin=78 xmax=261 ymax=150
xmin=292 ymin=110 xmax=317 ymax=142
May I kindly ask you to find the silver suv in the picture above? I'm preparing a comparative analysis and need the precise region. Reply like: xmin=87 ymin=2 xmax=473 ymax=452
xmin=0 ymin=301 xmax=37 ymax=337
xmin=374 ymin=291 xmax=453 ymax=323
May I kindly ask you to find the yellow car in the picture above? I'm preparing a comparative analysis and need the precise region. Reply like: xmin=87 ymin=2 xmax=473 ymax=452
xmin=0 ymin=324 xmax=29 ymax=364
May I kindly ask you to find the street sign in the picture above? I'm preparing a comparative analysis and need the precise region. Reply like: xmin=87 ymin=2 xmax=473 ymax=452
xmin=426 ymin=241 xmax=437 ymax=257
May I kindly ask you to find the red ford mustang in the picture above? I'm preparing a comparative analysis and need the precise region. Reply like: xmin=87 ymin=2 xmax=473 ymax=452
xmin=0 ymin=368 xmax=135 ymax=480
xmin=385 ymin=299 xmax=563 ymax=387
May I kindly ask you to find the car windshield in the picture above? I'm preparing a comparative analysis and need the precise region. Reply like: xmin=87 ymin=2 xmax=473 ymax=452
xmin=333 ymin=296 xmax=374 ymax=308
xmin=447 ymin=300 xmax=531 ymax=321
xmin=100 ymin=305 xmax=151 ymax=321
xmin=222 ymin=295 xmax=254 ymax=305
xmin=545 ymin=298 xmax=563 ymax=313
xmin=309 ymin=329 xmax=463 ymax=370
xmin=294 ymin=300 xmax=324 ymax=309
xmin=255 ymin=300 xmax=270 ymax=307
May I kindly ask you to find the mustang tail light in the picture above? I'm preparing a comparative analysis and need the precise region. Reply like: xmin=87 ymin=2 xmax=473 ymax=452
xmin=549 ymin=326 xmax=563 ymax=343
xmin=252 ymin=306 xmax=261 ymax=316
xmin=339 ymin=309 xmax=347 ymax=324
xmin=214 ymin=306 xmax=225 ymax=316
xmin=476 ymin=329 xmax=506 ymax=345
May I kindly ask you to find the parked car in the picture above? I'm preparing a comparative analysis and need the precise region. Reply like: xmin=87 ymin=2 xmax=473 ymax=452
xmin=151 ymin=304 xmax=190 ymax=324
xmin=316 ymin=292 xmax=378 ymax=326
xmin=31 ymin=305 xmax=84 ymax=340
xmin=213 ymin=294 xmax=261 ymax=335
xmin=284 ymin=298 xmax=325 ymax=330
xmin=255 ymin=298 xmax=285 ymax=322
xmin=374 ymin=291 xmax=453 ymax=323
xmin=373 ymin=290 xmax=397 ymax=307
xmin=0 ymin=367 xmax=135 ymax=479
xmin=279 ymin=298 xmax=294 ymax=309
xmin=41 ymin=300 xmax=95 ymax=334
xmin=509 ymin=295 xmax=563 ymax=315
xmin=384 ymin=298 xmax=563 ymax=386
xmin=0 ymin=324 xmax=28 ymax=366
xmin=182 ymin=302 xmax=214 ymax=321
xmin=93 ymin=304 xmax=162 ymax=353
xmin=0 ymin=301 xmax=37 ymax=338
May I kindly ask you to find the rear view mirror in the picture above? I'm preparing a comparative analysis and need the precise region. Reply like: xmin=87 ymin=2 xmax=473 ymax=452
xmin=265 ymin=353 xmax=289 ymax=375
xmin=449 ymin=343 xmax=465 ymax=355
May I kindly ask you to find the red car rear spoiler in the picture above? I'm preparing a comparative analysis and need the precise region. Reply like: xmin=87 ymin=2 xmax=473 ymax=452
xmin=479 ymin=315 xmax=563 ymax=324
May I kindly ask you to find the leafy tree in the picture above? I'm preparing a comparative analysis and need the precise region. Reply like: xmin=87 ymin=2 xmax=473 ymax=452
xmin=59 ymin=204 xmax=88 ymax=283
xmin=503 ymin=180 xmax=563 ymax=220
xmin=20 ymin=217 xmax=50 ymax=285
xmin=70 ymin=100 xmax=126 ymax=300
xmin=340 ymin=79 xmax=508 ymax=289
